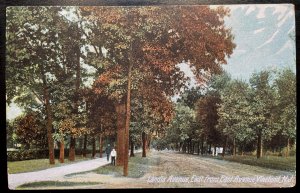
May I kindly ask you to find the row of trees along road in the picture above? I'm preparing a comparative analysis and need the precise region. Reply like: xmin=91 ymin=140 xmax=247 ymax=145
xmin=6 ymin=6 xmax=235 ymax=176
xmin=161 ymin=69 xmax=295 ymax=159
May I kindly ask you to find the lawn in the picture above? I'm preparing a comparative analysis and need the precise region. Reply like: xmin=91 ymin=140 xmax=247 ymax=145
xmin=214 ymin=155 xmax=296 ymax=171
xmin=17 ymin=181 xmax=99 ymax=189
xmin=94 ymin=152 xmax=160 ymax=178
xmin=67 ymin=152 xmax=160 ymax=178
xmin=8 ymin=155 xmax=91 ymax=174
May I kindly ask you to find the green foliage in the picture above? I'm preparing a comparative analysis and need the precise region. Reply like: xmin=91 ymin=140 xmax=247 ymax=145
xmin=162 ymin=103 xmax=196 ymax=146
xmin=94 ymin=152 xmax=160 ymax=178
xmin=176 ymin=87 xmax=203 ymax=110
xmin=7 ymin=149 xmax=48 ymax=161
xmin=196 ymin=94 xmax=222 ymax=146
xmin=6 ymin=7 xmax=64 ymax=107
xmin=273 ymin=68 xmax=296 ymax=139
xmin=217 ymin=79 xmax=255 ymax=145
xmin=248 ymin=70 xmax=278 ymax=139
xmin=6 ymin=119 xmax=16 ymax=148
xmin=18 ymin=181 xmax=99 ymax=189
xmin=216 ymin=155 xmax=296 ymax=171
xmin=8 ymin=155 xmax=91 ymax=174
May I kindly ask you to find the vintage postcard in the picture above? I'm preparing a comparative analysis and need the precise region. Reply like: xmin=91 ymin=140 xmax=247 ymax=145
xmin=6 ymin=3 xmax=296 ymax=189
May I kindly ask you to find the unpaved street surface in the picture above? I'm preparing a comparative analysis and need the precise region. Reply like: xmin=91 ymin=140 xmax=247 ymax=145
xmin=17 ymin=151 xmax=296 ymax=189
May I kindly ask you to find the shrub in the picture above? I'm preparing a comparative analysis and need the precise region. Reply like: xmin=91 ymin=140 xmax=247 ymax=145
xmin=8 ymin=149 xmax=94 ymax=161
xmin=7 ymin=149 xmax=48 ymax=161
xmin=281 ymin=145 xmax=296 ymax=157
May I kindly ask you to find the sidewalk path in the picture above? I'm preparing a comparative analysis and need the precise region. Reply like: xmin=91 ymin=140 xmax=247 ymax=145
xmin=8 ymin=150 xmax=141 ymax=189
xmin=8 ymin=156 xmax=109 ymax=189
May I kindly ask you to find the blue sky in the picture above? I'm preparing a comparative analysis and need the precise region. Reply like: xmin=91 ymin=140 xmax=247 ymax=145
xmin=6 ymin=4 xmax=296 ymax=120
xmin=222 ymin=4 xmax=295 ymax=80
xmin=180 ymin=4 xmax=295 ymax=86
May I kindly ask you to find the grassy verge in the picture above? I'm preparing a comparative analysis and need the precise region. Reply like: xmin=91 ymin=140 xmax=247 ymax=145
xmin=213 ymin=155 xmax=296 ymax=171
xmin=68 ymin=152 xmax=160 ymax=178
xmin=95 ymin=152 xmax=160 ymax=178
xmin=8 ymin=155 xmax=91 ymax=174
xmin=17 ymin=181 xmax=99 ymax=189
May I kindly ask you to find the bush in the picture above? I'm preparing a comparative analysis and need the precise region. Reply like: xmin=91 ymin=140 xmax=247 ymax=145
xmin=281 ymin=145 xmax=296 ymax=157
xmin=290 ymin=145 xmax=296 ymax=156
xmin=7 ymin=149 xmax=48 ymax=161
xmin=265 ymin=150 xmax=280 ymax=156
xmin=8 ymin=149 xmax=94 ymax=161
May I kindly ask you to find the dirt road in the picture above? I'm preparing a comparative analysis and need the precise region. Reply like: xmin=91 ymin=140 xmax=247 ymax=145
xmin=17 ymin=151 xmax=296 ymax=189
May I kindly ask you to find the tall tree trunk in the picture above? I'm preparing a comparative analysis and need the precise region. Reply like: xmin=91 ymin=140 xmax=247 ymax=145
xmin=147 ymin=134 xmax=151 ymax=151
xmin=233 ymin=138 xmax=236 ymax=156
xmin=70 ymin=38 xmax=81 ymax=162
xmin=78 ymin=137 xmax=83 ymax=156
xmin=197 ymin=141 xmax=200 ymax=155
xmin=130 ymin=138 xmax=135 ymax=157
xmin=285 ymin=138 xmax=290 ymax=157
xmin=59 ymin=139 xmax=64 ymax=163
xmin=123 ymin=60 xmax=133 ymax=177
xmin=214 ymin=146 xmax=217 ymax=156
xmin=182 ymin=142 xmax=186 ymax=153
xmin=187 ymin=141 xmax=190 ymax=154
xmin=222 ymin=136 xmax=227 ymax=157
xmin=193 ymin=142 xmax=195 ymax=154
xmin=116 ymin=103 xmax=126 ymax=166
xmin=99 ymin=134 xmax=103 ymax=158
xmin=69 ymin=137 xmax=76 ymax=161
xmin=82 ymin=134 xmax=87 ymax=157
xmin=142 ymin=131 xmax=147 ymax=157
xmin=257 ymin=131 xmax=263 ymax=159
xmin=201 ymin=138 xmax=204 ymax=155
xmin=92 ymin=137 xmax=96 ymax=158
xmin=41 ymin=65 xmax=55 ymax=165
xmin=83 ymin=134 xmax=87 ymax=157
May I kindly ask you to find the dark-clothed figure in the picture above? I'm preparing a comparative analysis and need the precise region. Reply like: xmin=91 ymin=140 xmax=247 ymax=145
xmin=105 ymin=144 xmax=111 ymax=162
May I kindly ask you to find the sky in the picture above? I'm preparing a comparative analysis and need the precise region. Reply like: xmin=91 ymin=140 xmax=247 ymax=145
xmin=180 ymin=4 xmax=296 ymax=87
xmin=6 ymin=4 xmax=296 ymax=120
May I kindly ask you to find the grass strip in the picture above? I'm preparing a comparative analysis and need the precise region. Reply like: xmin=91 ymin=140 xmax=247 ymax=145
xmin=18 ymin=181 xmax=99 ymax=189
xmin=213 ymin=155 xmax=296 ymax=171
xmin=8 ymin=155 xmax=91 ymax=174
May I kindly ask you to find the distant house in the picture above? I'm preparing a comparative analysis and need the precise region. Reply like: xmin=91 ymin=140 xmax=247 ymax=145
xmin=211 ymin=147 xmax=223 ymax=156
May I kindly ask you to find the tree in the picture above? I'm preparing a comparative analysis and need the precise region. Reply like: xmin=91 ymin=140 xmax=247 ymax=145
xmin=131 ymin=88 xmax=174 ymax=157
xmin=195 ymin=95 xmax=222 ymax=153
xmin=80 ymin=5 xmax=235 ymax=176
xmin=177 ymin=87 xmax=203 ymax=110
xmin=14 ymin=112 xmax=47 ymax=149
xmin=274 ymin=68 xmax=296 ymax=157
xmin=6 ymin=7 xmax=69 ymax=164
xmin=217 ymin=80 xmax=255 ymax=156
xmin=165 ymin=103 xmax=195 ymax=152
xmin=249 ymin=70 xmax=278 ymax=158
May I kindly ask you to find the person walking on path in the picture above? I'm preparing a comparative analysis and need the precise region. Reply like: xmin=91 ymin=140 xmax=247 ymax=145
xmin=105 ymin=144 xmax=111 ymax=162
xmin=110 ymin=148 xmax=117 ymax=166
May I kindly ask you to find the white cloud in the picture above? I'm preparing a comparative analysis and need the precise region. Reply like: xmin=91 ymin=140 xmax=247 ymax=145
xmin=257 ymin=30 xmax=279 ymax=49
xmin=254 ymin=28 xmax=265 ymax=34
xmin=225 ymin=4 xmax=293 ymax=20
xmin=278 ymin=9 xmax=294 ymax=27
xmin=274 ymin=41 xmax=292 ymax=55
xmin=245 ymin=6 xmax=256 ymax=15
xmin=233 ymin=49 xmax=247 ymax=56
